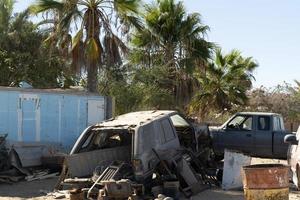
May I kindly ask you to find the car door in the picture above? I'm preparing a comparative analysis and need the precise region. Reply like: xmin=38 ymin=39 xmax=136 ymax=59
xmin=254 ymin=115 xmax=273 ymax=157
xmin=221 ymin=115 xmax=254 ymax=153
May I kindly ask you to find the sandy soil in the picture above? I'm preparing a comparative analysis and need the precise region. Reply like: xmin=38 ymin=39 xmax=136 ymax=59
xmin=0 ymin=177 xmax=299 ymax=200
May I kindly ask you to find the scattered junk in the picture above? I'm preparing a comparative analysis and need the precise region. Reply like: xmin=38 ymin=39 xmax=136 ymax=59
xmin=0 ymin=134 xmax=60 ymax=184
xmin=1 ymin=109 xmax=295 ymax=200
xmin=53 ymin=110 xmax=219 ymax=199
xmin=242 ymin=164 xmax=290 ymax=200
xmin=0 ymin=134 xmax=9 ymax=172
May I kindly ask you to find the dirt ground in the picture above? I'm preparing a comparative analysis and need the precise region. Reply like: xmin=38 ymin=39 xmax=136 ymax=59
xmin=0 ymin=177 xmax=299 ymax=200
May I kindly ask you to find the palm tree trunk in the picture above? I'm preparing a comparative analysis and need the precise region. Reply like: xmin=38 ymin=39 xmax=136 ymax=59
xmin=87 ymin=59 xmax=98 ymax=93
xmin=85 ymin=8 xmax=101 ymax=93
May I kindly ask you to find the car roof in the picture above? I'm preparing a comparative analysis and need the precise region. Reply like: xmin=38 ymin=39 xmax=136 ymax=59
xmin=236 ymin=112 xmax=281 ymax=116
xmin=95 ymin=110 xmax=177 ymax=129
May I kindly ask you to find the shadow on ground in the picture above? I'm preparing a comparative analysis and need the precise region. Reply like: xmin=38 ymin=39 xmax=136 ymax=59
xmin=0 ymin=177 xmax=57 ymax=199
xmin=191 ymin=188 xmax=244 ymax=200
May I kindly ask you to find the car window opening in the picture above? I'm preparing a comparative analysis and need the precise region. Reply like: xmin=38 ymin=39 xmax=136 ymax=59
xmin=170 ymin=114 xmax=196 ymax=150
xmin=77 ymin=128 xmax=133 ymax=158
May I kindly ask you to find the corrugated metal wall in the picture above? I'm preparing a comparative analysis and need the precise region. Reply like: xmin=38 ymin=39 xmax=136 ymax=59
xmin=0 ymin=89 xmax=106 ymax=150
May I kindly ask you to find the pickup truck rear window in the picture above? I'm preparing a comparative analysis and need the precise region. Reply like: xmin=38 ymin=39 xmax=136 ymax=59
xmin=258 ymin=116 xmax=270 ymax=131
xmin=273 ymin=116 xmax=285 ymax=131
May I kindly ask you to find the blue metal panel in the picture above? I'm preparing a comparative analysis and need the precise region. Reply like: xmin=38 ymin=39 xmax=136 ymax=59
xmin=61 ymin=95 xmax=82 ymax=149
xmin=0 ymin=91 xmax=19 ymax=141
xmin=77 ymin=96 xmax=88 ymax=137
xmin=0 ymin=92 xmax=9 ymax=136
xmin=7 ymin=92 xmax=18 ymax=141
xmin=39 ymin=94 xmax=59 ymax=143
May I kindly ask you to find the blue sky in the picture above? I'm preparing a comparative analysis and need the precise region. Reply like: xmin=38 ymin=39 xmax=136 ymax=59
xmin=15 ymin=0 xmax=300 ymax=88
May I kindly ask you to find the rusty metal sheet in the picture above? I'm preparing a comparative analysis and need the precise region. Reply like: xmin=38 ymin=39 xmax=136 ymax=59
xmin=242 ymin=164 xmax=289 ymax=189
xmin=66 ymin=146 xmax=131 ymax=178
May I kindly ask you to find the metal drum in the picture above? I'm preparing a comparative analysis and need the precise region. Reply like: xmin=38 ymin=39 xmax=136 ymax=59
xmin=242 ymin=164 xmax=289 ymax=200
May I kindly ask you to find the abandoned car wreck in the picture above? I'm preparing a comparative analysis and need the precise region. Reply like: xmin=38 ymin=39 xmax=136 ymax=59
xmin=57 ymin=110 xmax=217 ymax=199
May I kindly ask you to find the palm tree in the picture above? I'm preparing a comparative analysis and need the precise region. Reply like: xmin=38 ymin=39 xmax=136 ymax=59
xmin=0 ymin=0 xmax=30 ymax=45
xmin=190 ymin=49 xmax=258 ymax=120
xmin=0 ymin=0 xmax=14 ymax=34
xmin=130 ymin=0 xmax=214 ymax=107
xmin=30 ymin=0 xmax=141 ymax=92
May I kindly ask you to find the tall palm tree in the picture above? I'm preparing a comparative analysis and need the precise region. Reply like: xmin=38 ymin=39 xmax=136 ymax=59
xmin=190 ymin=49 xmax=258 ymax=119
xmin=130 ymin=0 xmax=214 ymax=107
xmin=30 ymin=0 xmax=141 ymax=92
xmin=0 ymin=0 xmax=30 ymax=44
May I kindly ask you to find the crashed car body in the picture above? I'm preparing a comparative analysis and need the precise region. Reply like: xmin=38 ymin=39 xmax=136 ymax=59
xmin=65 ymin=110 xmax=209 ymax=183
xmin=284 ymin=127 xmax=300 ymax=189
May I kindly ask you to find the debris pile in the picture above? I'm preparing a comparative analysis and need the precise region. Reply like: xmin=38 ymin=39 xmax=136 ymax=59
xmin=52 ymin=111 xmax=220 ymax=199
xmin=0 ymin=135 xmax=9 ymax=171
xmin=54 ymin=148 xmax=219 ymax=199
xmin=0 ymin=135 xmax=60 ymax=184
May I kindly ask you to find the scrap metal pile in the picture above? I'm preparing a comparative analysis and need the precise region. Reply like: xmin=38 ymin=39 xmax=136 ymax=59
xmin=55 ymin=149 xmax=219 ymax=200
xmin=53 ymin=111 xmax=221 ymax=200
xmin=0 ymin=135 xmax=59 ymax=184
xmin=0 ymin=135 xmax=9 ymax=172
xmin=0 ymin=134 xmax=27 ymax=183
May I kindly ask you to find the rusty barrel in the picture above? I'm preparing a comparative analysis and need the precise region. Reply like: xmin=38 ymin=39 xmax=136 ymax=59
xmin=242 ymin=164 xmax=289 ymax=200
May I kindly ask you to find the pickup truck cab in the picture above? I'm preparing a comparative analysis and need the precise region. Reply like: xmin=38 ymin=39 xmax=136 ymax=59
xmin=210 ymin=112 xmax=290 ymax=159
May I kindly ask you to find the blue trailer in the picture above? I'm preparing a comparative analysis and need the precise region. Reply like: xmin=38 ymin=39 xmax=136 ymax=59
xmin=0 ymin=86 xmax=112 ymax=166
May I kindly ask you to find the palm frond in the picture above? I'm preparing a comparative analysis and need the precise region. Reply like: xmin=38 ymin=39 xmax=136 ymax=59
xmin=29 ymin=0 xmax=64 ymax=14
